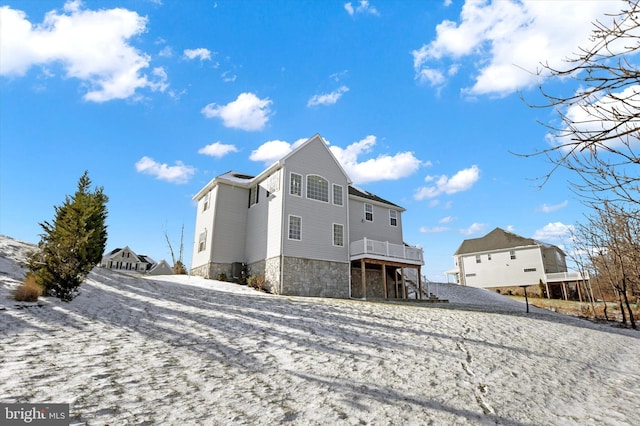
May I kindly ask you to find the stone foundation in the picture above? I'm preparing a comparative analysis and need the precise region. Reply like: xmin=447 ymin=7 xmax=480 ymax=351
xmin=190 ymin=262 xmax=234 ymax=281
xmin=281 ymin=257 xmax=349 ymax=298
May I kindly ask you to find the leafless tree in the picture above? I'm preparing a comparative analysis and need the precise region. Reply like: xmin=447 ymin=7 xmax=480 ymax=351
xmin=521 ymin=0 xmax=640 ymax=206
xmin=573 ymin=203 xmax=638 ymax=328
xmin=164 ymin=224 xmax=187 ymax=275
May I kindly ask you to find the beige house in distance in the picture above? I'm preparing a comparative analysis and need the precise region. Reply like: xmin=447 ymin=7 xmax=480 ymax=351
xmin=446 ymin=227 xmax=589 ymax=300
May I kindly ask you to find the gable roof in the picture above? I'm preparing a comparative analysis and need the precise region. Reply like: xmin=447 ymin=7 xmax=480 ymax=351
xmin=454 ymin=227 xmax=562 ymax=255
xmin=194 ymin=134 xmax=352 ymax=201
xmin=278 ymin=134 xmax=352 ymax=184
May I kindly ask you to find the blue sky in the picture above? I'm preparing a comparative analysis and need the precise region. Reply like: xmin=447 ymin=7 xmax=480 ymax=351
xmin=0 ymin=0 xmax=627 ymax=281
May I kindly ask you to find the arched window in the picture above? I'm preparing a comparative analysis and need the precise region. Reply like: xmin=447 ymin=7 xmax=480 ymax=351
xmin=306 ymin=175 xmax=329 ymax=202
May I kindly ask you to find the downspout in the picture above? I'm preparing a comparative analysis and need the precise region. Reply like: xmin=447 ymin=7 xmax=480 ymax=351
xmin=346 ymin=184 xmax=352 ymax=298
xmin=279 ymin=166 xmax=285 ymax=295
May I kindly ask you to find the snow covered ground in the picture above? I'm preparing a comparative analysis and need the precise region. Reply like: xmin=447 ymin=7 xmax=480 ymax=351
xmin=1 ymin=235 xmax=638 ymax=425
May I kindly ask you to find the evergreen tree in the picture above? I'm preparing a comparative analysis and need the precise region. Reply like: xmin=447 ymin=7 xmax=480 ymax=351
xmin=28 ymin=171 xmax=108 ymax=301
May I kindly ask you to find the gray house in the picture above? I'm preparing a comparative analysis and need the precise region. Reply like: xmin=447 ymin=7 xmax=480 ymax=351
xmin=190 ymin=134 xmax=424 ymax=299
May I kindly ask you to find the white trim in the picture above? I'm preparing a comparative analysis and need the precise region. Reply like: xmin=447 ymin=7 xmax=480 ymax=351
xmin=364 ymin=203 xmax=373 ymax=222
xmin=306 ymin=174 xmax=329 ymax=203
xmin=332 ymin=223 xmax=344 ymax=247
xmin=288 ymin=215 xmax=302 ymax=241
xmin=332 ymin=183 xmax=344 ymax=206
xmin=290 ymin=172 xmax=303 ymax=197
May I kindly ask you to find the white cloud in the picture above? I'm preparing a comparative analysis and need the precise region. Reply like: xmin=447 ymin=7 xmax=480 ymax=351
xmin=221 ymin=71 xmax=236 ymax=82
xmin=248 ymin=135 xmax=421 ymax=183
xmin=537 ymin=200 xmax=568 ymax=213
xmin=184 ymin=48 xmax=212 ymax=61
xmin=549 ymin=85 xmax=640 ymax=151
xmin=439 ymin=216 xmax=455 ymax=224
xmin=419 ymin=226 xmax=449 ymax=233
xmin=135 ymin=157 xmax=195 ymax=184
xmin=158 ymin=46 xmax=173 ymax=58
xmin=307 ymin=86 xmax=349 ymax=107
xmin=201 ymin=92 xmax=272 ymax=131
xmin=198 ymin=142 xmax=238 ymax=158
xmin=533 ymin=222 xmax=574 ymax=243
xmin=345 ymin=1 xmax=379 ymax=16
xmin=0 ymin=2 xmax=167 ymax=102
xmin=412 ymin=1 xmax=625 ymax=96
xmin=329 ymin=135 xmax=422 ymax=184
xmin=460 ymin=222 xmax=487 ymax=236
xmin=414 ymin=165 xmax=480 ymax=200
xmin=249 ymin=140 xmax=301 ymax=165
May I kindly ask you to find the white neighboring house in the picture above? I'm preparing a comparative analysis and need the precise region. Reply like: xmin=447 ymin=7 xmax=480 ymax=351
xmin=101 ymin=246 xmax=157 ymax=274
xmin=190 ymin=134 xmax=424 ymax=299
xmin=446 ymin=227 xmax=588 ymax=299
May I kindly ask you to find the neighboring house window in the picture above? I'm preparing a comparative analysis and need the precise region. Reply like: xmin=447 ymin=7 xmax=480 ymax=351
xmin=249 ymin=186 xmax=259 ymax=207
xmin=198 ymin=230 xmax=207 ymax=252
xmin=288 ymin=215 xmax=301 ymax=240
xmin=476 ymin=255 xmax=481 ymax=264
xmin=488 ymin=253 xmax=492 ymax=261
xmin=203 ymin=191 xmax=210 ymax=211
xmin=333 ymin=184 xmax=343 ymax=206
xmin=333 ymin=224 xmax=344 ymax=247
xmin=365 ymin=203 xmax=373 ymax=222
xmin=389 ymin=209 xmax=398 ymax=226
xmin=290 ymin=173 xmax=302 ymax=196
xmin=524 ymin=268 xmax=537 ymax=272
xmin=307 ymin=175 xmax=329 ymax=202
xmin=510 ymin=250 xmax=516 ymax=260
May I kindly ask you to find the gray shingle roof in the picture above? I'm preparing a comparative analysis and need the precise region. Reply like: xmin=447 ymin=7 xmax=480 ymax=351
xmin=348 ymin=186 xmax=401 ymax=208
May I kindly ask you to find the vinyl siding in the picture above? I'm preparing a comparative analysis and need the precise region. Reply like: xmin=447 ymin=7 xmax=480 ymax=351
xmin=460 ymin=246 xmax=545 ymax=288
xmin=246 ymin=172 xmax=285 ymax=263
xmin=209 ymin=184 xmax=249 ymax=263
xmin=191 ymin=187 xmax=218 ymax=269
xmin=348 ymin=198 xmax=404 ymax=245
xmin=281 ymin=138 xmax=349 ymax=262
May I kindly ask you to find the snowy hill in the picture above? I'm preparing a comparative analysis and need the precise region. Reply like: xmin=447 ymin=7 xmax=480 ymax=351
xmin=0 ymin=235 xmax=638 ymax=425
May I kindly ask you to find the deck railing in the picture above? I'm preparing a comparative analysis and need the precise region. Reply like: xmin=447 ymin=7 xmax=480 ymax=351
xmin=350 ymin=238 xmax=424 ymax=264
xmin=545 ymin=271 xmax=589 ymax=282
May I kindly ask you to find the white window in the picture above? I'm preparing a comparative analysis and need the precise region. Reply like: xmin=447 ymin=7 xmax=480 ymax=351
xmin=333 ymin=184 xmax=343 ymax=206
xmin=476 ymin=255 xmax=481 ymax=264
xmin=524 ymin=268 xmax=537 ymax=272
xmin=307 ymin=175 xmax=329 ymax=202
xmin=198 ymin=229 xmax=207 ymax=252
xmin=488 ymin=253 xmax=492 ymax=261
xmin=249 ymin=186 xmax=259 ymax=207
xmin=365 ymin=203 xmax=373 ymax=222
xmin=266 ymin=171 xmax=280 ymax=195
xmin=290 ymin=173 xmax=302 ymax=196
xmin=203 ymin=191 xmax=210 ymax=211
xmin=389 ymin=209 xmax=398 ymax=226
xmin=510 ymin=250 xmax=516 ymax=260
xmin=288 ymin=215 xmax=301 ymax=240
xmin=333 ymin=224 xmax=344 ymax=247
